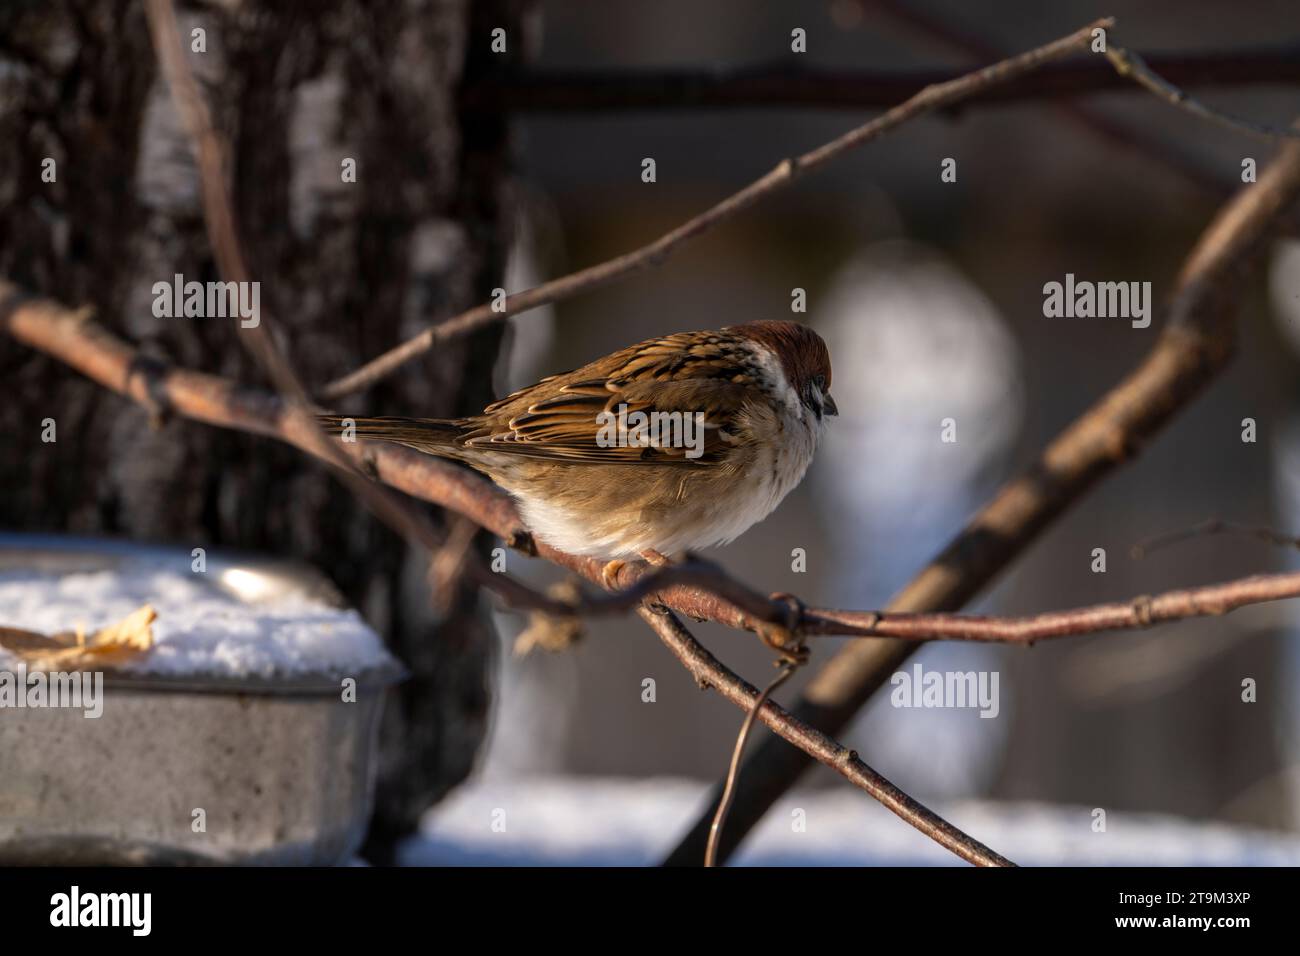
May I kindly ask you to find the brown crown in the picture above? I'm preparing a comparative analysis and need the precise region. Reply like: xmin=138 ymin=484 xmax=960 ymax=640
xmin=729 ymin=320 xmax=832 ymax=394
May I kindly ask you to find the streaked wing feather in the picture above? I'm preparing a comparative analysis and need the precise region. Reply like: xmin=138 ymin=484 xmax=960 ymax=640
xmin=467 ymin=331 xmax=757 ymax=466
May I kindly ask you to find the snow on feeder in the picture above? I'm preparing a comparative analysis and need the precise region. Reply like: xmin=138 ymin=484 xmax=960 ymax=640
xmin=0 ymin=534 xmax=402 ymax=865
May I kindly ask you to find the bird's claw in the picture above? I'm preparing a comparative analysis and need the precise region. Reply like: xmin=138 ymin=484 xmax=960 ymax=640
xmin=758 ymin=591 xmax=809 ymax=665
xmin=601 ymin=559 xmax=626 ymax=590
xmin=507 ymin=529 xmax=538 ymax=557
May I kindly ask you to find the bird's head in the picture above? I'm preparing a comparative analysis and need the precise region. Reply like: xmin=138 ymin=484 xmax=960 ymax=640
xmin=732 ymin=320 xmax=837 ymax=422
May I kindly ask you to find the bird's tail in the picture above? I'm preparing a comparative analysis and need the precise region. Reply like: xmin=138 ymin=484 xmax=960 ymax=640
xmin=317 ymin=415 xmax=468 ymax=454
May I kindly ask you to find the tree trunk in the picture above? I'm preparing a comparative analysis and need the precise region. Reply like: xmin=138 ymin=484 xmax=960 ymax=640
xmin=0 ymin=0 xmax=520 ymax=861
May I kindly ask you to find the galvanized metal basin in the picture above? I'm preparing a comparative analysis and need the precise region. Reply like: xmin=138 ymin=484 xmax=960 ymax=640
xmin=0 ymin=534 xmax=402 ymax=865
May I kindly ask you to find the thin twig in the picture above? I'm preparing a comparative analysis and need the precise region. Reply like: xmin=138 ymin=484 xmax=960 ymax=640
xmin=1105 ymin=46 xmax=1300 ymax=142
xmin=429 ymin=515 xmax=484 ymax=612
xmin=867 ymin=0 xmax=1234 ymax=199
xmin=320 ymin=18 xmax=1112 ymax=399
xmin=802 ymin=572 xmax=1300 ymax=642
xmin=638 ymin=606 xmax=1013 ymax=867
xmin=1132 ymin=518 xmax=1300 ymax=559
xmin=706 ymin=661 xmax=797 ymax=867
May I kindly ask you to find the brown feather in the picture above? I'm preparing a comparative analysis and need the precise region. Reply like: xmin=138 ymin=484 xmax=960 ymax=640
xmin=321 ymin=322 xmax=832 ymax=469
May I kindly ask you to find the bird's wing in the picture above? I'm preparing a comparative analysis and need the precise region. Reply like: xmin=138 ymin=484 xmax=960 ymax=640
xmin=464 ymin=331 xmax=761 ymax=466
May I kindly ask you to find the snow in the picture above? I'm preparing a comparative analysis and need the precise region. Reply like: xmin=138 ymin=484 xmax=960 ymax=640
xmin=0 ymin=564 xmax=394 ymax=679
xmin=404 ymin=776 xmax=1300 ymax=866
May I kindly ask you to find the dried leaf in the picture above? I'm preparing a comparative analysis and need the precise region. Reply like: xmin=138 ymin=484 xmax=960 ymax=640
xmin=513 ymin=580 xmax=585 ymax=655
xmin=0 ymin=605 xmax=157 ymax=670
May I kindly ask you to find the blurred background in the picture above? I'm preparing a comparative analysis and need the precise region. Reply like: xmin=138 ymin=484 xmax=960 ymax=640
xmin=4 ymin=0 xmax=1300 ymax=865
xmin=434 ymin=0 xmax=1300 ymax=863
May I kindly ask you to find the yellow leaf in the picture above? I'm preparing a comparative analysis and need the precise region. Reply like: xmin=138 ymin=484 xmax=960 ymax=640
xmin=0 ymin=605 xmax=156 ymax=671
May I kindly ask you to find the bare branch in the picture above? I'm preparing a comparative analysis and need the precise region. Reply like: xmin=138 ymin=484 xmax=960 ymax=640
xmin=1103 ymin=46 xmax=1300 ymax=142
xmin=7 ymin=288 xmax=1300 ymax=652
xmin=460 ymin=48 xmax=1300 ymax=113
xmin=324 ymin=20 xmax=1300 ymax=400
xmin=0 ymin=283 xmax=1017 ymax=863
xmin=638 ymin=606 xmax=1014 ymax=867
xmin=866 ymin=0 xmax=1236 ymax=199
xmin=320 ymin=18 xmax=1113 ymax=400
xmin=486 ymin=554 xmax=1300 ymax=647
xmin=14 ymin=13 xmax=1300 ymax=866
xmin=706 ymin=661 xmax=797 ymax=868
xmin=803 ymin=573 xmax=1300 ymax=643
xmin=1132 ymin=518 xmax=1300 ymax=559
xmin=664 ymin=135 xmax=1300 ymax=866
xmin=13 ymin=284 xmax=1300 ymax=867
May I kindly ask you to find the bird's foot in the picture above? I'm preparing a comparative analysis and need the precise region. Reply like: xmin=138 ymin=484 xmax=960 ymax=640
xmin=601 ymin=559 xmax=627 ymax=590
xmin=507 ymin=529 xmax=538 ymax=557
xmin=757 ymin=591 xmax=809 ymax=665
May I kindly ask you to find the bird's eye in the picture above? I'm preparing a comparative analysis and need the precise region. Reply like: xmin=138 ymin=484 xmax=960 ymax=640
xmin=813 ymin=374 xmax=826 ymax=390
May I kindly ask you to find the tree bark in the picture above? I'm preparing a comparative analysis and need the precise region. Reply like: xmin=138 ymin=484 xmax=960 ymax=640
xmin=0 ymin=0 xmax=519 ymax=861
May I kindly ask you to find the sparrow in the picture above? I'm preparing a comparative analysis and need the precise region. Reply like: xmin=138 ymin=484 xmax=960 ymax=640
xmin=321 ymin=321 xmax=835 ymax=572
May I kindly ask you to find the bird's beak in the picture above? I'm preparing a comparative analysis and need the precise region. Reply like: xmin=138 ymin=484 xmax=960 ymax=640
xmin=824 ymin=393 xmax=839 ymax=417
